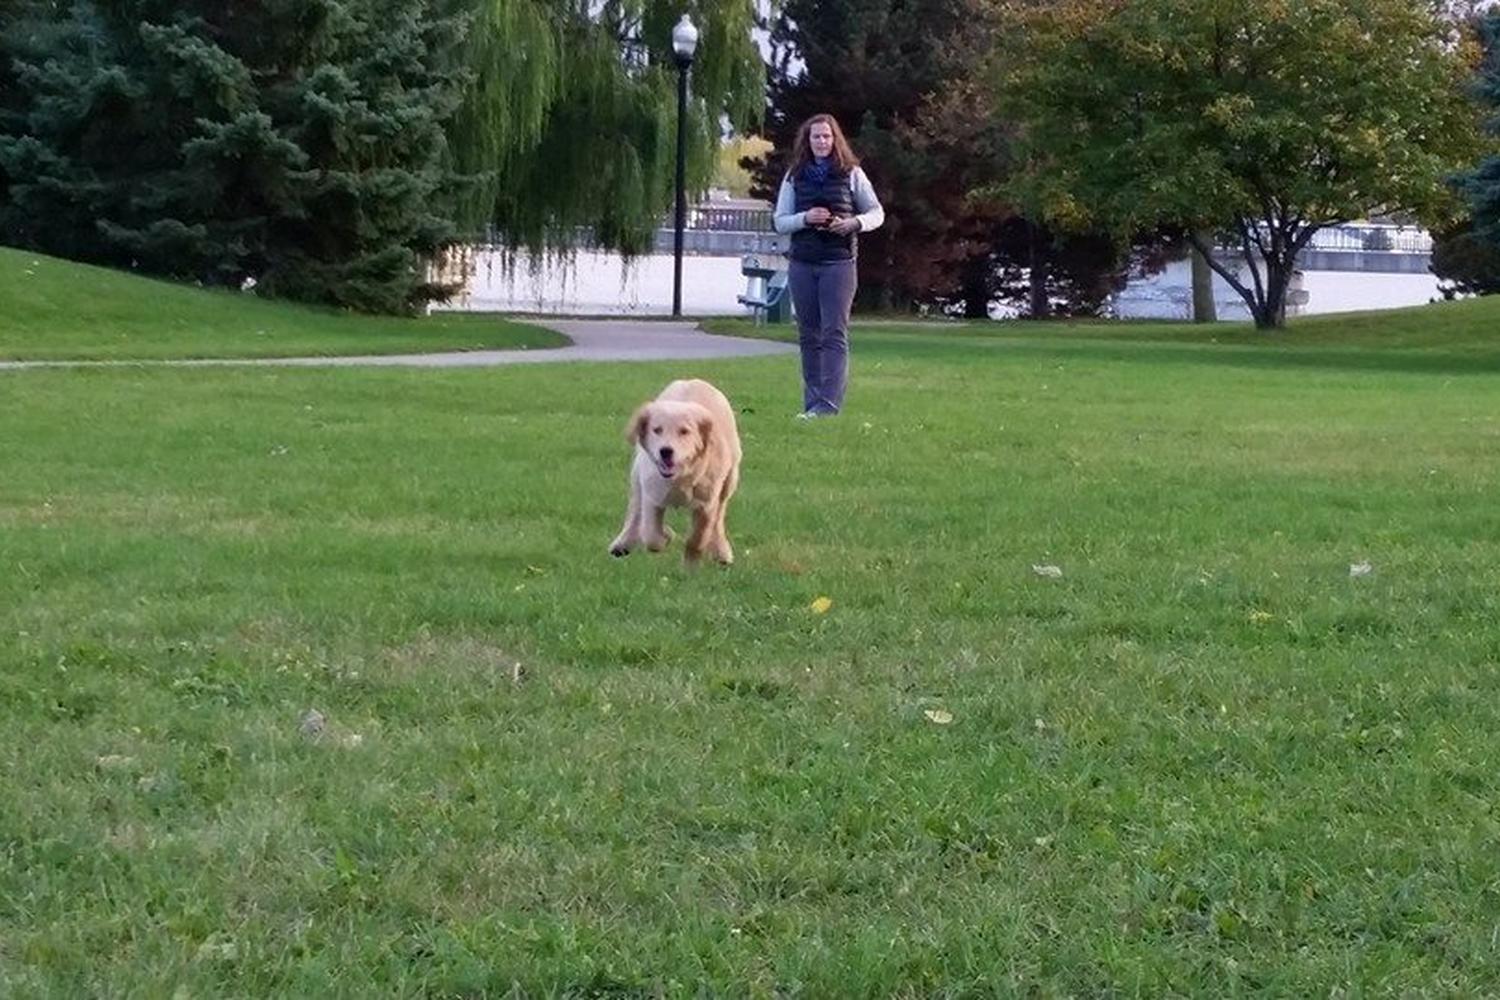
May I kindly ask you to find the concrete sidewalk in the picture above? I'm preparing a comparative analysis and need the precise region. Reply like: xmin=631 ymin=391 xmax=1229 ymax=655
xmin=0 ymin=319 xmax=795 ymax=370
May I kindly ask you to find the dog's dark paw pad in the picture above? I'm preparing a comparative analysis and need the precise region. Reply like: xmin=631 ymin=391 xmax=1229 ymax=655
xmin=609 ymin=546 xmax=630 ymax=558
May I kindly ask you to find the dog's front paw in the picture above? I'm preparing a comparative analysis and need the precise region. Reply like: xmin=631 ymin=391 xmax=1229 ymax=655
xmin=608 ymin=540 xmax=632 ymax=557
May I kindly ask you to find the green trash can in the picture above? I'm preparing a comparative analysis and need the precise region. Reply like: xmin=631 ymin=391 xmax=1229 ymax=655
xmin=738 ymin=254 xmax=792 ymax=325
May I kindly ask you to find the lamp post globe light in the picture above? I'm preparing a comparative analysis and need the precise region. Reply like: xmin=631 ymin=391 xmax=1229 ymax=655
xmin=671 ymin=13 xmax=698 ymax=317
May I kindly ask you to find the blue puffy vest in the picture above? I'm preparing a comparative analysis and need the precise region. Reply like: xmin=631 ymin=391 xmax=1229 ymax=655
xmin=790 ymin=165 xmax=857 ymax=263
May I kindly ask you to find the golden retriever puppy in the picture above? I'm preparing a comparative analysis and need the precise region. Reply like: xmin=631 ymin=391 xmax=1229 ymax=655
xmin=609 ymin=378 xmax=741 ymax=565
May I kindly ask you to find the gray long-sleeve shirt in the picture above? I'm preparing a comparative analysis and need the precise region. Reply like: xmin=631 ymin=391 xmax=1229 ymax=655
xmin=772 ymin=167 xmax=885 ymax=235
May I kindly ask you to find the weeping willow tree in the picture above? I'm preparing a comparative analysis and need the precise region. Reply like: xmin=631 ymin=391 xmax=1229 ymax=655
xmin=450 ymin=0 xmax=763 ymax=255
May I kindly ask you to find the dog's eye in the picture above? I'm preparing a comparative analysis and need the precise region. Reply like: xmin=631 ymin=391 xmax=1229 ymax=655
xmin=677 ymin=428 xmax=688 ymax=436
xmin=651 ymin=426 xmax=663 ymax=434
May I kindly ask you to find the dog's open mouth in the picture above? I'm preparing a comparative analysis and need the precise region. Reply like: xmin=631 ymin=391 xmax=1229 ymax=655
xmin=655 ymin=456 xmax=677 ymax=479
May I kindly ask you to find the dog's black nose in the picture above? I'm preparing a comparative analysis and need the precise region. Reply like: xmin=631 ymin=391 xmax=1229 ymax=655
xmin=659 ymin=446 xmax=674 ymax=461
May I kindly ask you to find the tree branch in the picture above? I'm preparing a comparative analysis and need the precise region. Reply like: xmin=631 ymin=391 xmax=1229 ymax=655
xmin=1187 ymin=230 xmax=1259 ymax=317
xmin=1234 ymin=215 xmax=1268 ymax=308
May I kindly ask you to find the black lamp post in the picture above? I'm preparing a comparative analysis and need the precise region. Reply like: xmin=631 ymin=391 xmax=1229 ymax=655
xmin=671 ymin=13 xmax=698 ymax=318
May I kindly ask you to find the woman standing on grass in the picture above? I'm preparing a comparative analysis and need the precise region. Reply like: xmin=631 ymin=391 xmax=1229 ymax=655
xmin=772 ymin=113 xmax=885 ymax=419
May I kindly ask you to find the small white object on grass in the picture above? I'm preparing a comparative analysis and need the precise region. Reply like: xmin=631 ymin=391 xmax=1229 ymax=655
xmin=1349 ymin=561 xmax=1373 ymax=578
xmin=1032 ymin=564 xmax=1064 ymax=579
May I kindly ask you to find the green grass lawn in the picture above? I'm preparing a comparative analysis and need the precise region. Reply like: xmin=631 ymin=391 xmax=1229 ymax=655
xmin=0 ymin=247 xmax=565 ymax=360
xmin=3 ymin=282 xmax=1500 ymax=995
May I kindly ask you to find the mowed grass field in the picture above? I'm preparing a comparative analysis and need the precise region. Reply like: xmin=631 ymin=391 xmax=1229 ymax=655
xmin=3 ymin=259 xmax=1500 ymax=995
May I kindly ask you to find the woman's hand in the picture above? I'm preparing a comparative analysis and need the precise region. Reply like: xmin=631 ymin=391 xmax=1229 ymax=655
xmin=805 ymin=207 xmax=831 ymax=227
xmin=828 ymin=216 xmax=861 ymax=235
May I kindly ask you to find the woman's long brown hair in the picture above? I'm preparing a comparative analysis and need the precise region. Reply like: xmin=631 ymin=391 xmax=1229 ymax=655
xmin=788 ymin=113 xmax=860 ymax=175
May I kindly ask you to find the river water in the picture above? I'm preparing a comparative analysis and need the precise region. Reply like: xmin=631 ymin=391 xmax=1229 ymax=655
xmin=433 ymin=248 xmax=1446 ymax=321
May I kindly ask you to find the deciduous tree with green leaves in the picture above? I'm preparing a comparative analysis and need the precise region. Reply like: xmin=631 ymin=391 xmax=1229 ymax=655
xmin=996 ymin=0 xmax=1486 ymax=328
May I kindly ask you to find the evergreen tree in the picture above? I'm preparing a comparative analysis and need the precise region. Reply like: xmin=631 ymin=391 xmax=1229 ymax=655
xmin=0 ymin=2 xmax=18 ymax=210
xmin=1431 ymin=219 xmax=1500 ymax=296
xmin=0 ymin=0 xmax=472 ymax=311
xmin=1434 ymin=9 xmax=1500 ymax=296
xmin=0 ymin=0 xmax=764 ymax=312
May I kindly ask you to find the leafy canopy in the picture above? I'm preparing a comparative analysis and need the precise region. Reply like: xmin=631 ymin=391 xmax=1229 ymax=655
xmin=998 ymin=0 xmax=1484 ymax=236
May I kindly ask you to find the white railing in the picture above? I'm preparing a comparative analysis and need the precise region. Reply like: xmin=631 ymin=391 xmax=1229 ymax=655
xmin=1307 ymin=225 xmax=1431 ymax=254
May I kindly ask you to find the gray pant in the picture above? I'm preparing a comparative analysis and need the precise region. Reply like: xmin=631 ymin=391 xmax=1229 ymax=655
xmin=788 ymin=258 xmax=857 ymax=415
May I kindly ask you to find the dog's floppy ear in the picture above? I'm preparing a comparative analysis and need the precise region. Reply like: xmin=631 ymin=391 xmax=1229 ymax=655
xmin=697 ymin=411 xmax=714 ymax=448
xmin=625 ymin=403 xmax=652 ymax=445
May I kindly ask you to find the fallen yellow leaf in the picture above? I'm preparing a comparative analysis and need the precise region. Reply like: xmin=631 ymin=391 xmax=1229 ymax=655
xmin=810 ymin=596 xmax=833 ymax=614
xmin=924 ymin=708 xmax=954 ymax=725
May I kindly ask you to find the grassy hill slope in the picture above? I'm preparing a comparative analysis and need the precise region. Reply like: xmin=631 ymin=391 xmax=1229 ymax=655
xmin=0 ymin=247 xmax=565 ymax=360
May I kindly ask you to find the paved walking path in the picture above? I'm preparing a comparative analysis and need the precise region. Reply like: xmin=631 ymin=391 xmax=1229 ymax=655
xmin=0 ymin=319 xmax=795 ymax=370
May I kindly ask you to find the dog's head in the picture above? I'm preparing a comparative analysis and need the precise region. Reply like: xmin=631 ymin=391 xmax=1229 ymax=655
xmin=627 ymin=400 xmax=714 ymax=481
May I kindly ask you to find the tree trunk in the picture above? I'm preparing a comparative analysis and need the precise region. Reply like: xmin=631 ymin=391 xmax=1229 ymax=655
xmin=960 ymin=254 xmax=992 ymax=319
xmin=1191 ymin=224 xmax=1315 ymax=331
xmin=1027 ymin=221 xmax=1049 ymax=319
xmin=1251 ymin=257 xmax=1292 ymax=329
xmin=1190 ymin=230 xmax=1216 ymax=323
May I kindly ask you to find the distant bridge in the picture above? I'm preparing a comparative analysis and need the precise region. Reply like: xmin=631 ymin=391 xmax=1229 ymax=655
xmin=650 ymin=204 xmax=787 ymax=256
xmin=1283 ymin=225 xmax=1432 ymax=274
xmin=645 ymin=207 xmax=1434 ymax=274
